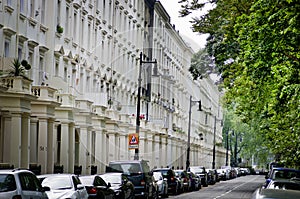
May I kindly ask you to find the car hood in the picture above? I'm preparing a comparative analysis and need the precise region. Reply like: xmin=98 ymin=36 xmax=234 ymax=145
xmin=46 ymin=190 xmax=77 ymax=199
xmin=253 ymin=188 xmax=300 ymax=199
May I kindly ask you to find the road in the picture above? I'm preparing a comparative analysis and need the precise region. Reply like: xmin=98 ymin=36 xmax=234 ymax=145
xmin=169 ymin=175 xmax=265 ymax=199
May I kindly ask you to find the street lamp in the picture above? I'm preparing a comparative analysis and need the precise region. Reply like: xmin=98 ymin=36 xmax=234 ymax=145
xmin=186 ymin=95 xmax=201 ymax=170
xmin=134 ymin=52 xmax=157 ymax=160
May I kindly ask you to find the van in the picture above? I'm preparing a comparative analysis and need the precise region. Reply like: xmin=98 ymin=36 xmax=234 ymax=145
xmin=106 ymin=160 xmax=155 ymax=198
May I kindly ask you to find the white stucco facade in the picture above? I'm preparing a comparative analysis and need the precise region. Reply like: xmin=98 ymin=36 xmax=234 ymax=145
xmin=0 ymin=0 xmax=226 ymax=174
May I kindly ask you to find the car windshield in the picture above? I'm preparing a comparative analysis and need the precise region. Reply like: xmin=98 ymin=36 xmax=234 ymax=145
xmin=42 ymin=176 xmax=73 ymax=190
xmin=0 ymin=174 xmax=16 ymax=192
xmin=272 ymin=170 xmax=300 ymax=180
xmin=153 ymin=172 xmax=162 ymax=181
xmin=109 ymin=163 xmax=142 ymax=174
xmin=100 ymin=174 xmax=121 ymax=184
xmin=190 ymin=167 xmax=204 ymax=173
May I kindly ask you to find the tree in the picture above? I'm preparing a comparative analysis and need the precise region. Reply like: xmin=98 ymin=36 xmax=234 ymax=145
xmin=180 ymin=0 xmax=300 ymax=167
xmin=189 ymin=48 xmax=216 ymax=80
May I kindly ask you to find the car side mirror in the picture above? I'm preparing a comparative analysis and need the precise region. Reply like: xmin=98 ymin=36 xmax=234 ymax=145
xmin=42 ymin=186 xmax=50 ymax=192
xmin=76 ymin=184 xmax=85 ymax=190
xmin=265 ymin=174 xmax=269 ymax=179
xmin=149 ymin=171 xmax=153 ymax=176
xmin=107 ymin=182 xmax=111 ymax=188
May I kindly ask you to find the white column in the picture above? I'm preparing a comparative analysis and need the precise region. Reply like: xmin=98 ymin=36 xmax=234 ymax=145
xmin=68 ymin=123 xmax=75 ymax=173
xmin=30 ymin=118 xmax=38 ymax=163
xmin=8 ymin=113 xmax=21 ymax=168
xmin=21 ymin=113 xmax=30 ymax=168
xmin=119 ymin=133 xmax=127 ymax=160
xmin=60 ymin=123 xmax=69 ymax=172
xmin=154 ymin=135 xmax=160 ymax=168
xmin=139 ymin=131 xmax=145 ymax=160
xmin=107 ymin=132 xmax=116 ymax=162
xmin=95 ymin=129 xmax=104 ymax=172
xmin=38 ymin=118 xmax=48 ymax=173
xmin=47 ymin=119 xmax=55 ymax=173
xmin=161 ymin=136 xmax=167 ymax=167
xmin=79 ymin=127 xmax=88 ymax=175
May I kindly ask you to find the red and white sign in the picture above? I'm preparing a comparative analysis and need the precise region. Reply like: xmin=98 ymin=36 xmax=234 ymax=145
xmin=128 ymin=133 xmax=139 ymax=149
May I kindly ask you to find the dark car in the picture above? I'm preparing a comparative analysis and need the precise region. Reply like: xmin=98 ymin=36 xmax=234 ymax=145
xmin=174 ymin=169 xmax=192 ymax=192
xmin=79 ymin=175 xmax=115 ymax=199
xmin=99 ymin=173 xmax=135 ymax=199
xmin=206 ymin=169 xmax=217 ymax=185
xmin=187 ymin=172 xmax=200 ymax=191
xmin=188 ymin=166 xmax=208 ymax=187
xmin=264 ymin=167 xmax=300 ymax=187
xmin=106 ymin=160 xmax=155 ymax=199
xmin=153 ymin=168 xmax=180 ymax=195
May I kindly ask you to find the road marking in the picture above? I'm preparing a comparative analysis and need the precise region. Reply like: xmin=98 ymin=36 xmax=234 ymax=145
xmin=213 ymin=176 xmax=259 ymax=199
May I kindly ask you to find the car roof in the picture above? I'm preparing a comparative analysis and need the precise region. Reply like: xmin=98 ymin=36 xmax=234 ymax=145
xmin=272 ymin=167 xmax=300 ymax=171
xmin=109 ymin=160 xmax=149 ymax=163
xmin=153 ymin=168 xmax=171 ymax=170
xmin=0 ymin=169 xmax=33 ymax=174
xmin=37 ymin=173 xmax=76 ymax=178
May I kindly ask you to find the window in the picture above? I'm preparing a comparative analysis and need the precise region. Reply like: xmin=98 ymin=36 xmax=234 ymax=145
xmin=18 ymin=46 xmax=22 ymax=60
xmin=20 ymin=0 xmax=25 ymax=13
xmin=57 ymin=0 xmax=61 ymax=25
xmin=30 ymin=0 xmax=35 ymax=18
xmin=0 ymin=174 xmax=16 ymax=192
xmin=19 ymin=172 xmax=42 ymax=191
xmin=4 ymin=41 xmax=10 ymax=57
xmin=65 ymin=6 xmax=69 ymax=36
xmin=41 ymin=0 xmax=46 ymax=24
xmin=56 ymin=125 xmax=61 ymax=164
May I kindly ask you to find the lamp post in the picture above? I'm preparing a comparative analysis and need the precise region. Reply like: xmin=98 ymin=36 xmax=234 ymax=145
xmin=186 ymin=95 xmax=201 ymax=170
xmin=212 ymin=115 xmax=216 ymax=169
xmin=134 ymin=52 xmax=157 ymax=160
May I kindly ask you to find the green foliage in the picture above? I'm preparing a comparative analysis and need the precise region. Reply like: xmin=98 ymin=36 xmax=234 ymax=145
xmin=189 ymin=48 xmax=216 ymax=80
xmin=9 ymin=59 xmax=31 ymax=77
xmin=180 ymin=0 xmax=300 ymax=167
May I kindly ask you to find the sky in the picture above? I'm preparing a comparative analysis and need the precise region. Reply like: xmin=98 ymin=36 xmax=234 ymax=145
xmin=158 ymin=0 xmax=211 ymax=52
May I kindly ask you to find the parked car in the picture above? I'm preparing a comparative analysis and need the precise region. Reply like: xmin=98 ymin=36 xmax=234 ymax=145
xmin=174 ymin=170 xmax=185 ymax=193
xmin=99 ymin=173 xmax=135 ymax=199
xmin=217 ymin=169 xmax=230 ymax=181
xmin=187 ymin=172 xmax=200 ymax=191
xmin=153 ymin=171 xmax=168 ymax=198
xmin=188 ymin=166 xmax=208 ymax=187
xmin=174 ymin=169 xmax=192 ymax=192
xmin=79 ymin=174 xmax=115 ymax=199
xmin=0 ymin=169 xmax=49 ymax=199
xmin=38 ymin=173 xmax=88 ymax=199
xmin=252 ymin=179 xmax=300 ymax=199
xmin=153 ymin=168 xmax=180 ymax=195
xmin=264 ymin=167 xmax=300 ymax=187
xmin=106 ymin=160 xmax=155 ymax=198
xmin=206 ymin=169 xmax=217 ymax=185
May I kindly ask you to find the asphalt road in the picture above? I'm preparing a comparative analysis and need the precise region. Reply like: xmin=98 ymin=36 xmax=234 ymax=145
xmin=169 ymin=175 xmax=265 ymax=199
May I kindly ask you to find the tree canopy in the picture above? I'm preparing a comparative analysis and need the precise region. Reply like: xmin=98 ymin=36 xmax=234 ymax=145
xmin=180 ymin=0 xmax=300 ymax=167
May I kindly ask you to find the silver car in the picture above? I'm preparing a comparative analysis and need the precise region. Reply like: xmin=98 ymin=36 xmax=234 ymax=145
xmin=0 ymin=169 xmax=49 ymax=199
xmin=153 ymin=171 xmax=168 ymax=197
xmin=38 ymin=173 xmax=88 ymax=199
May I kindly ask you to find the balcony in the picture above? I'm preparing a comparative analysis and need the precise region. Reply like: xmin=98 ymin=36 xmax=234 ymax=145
xmin=0 ymin=76 xmax=32 ymax=94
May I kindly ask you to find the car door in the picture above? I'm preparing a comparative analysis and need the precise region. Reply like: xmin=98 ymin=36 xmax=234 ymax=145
xmin=73 ymin=175 xmax=88 ymax=199
xmin=122 ymin=174 xmax=131 ymax=199
xmin=18 ymin=172 xmax=48 ymax=199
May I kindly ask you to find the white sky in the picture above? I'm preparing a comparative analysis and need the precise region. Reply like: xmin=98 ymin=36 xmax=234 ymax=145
xmin=158 ymin=0 xmax=210 ymax=52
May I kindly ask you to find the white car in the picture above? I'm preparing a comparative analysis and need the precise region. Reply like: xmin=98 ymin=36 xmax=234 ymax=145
xmin=0 ymin=169 xmax=49 ymax=199
xmin=38 ymin=173 xmax=88 ymax=199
